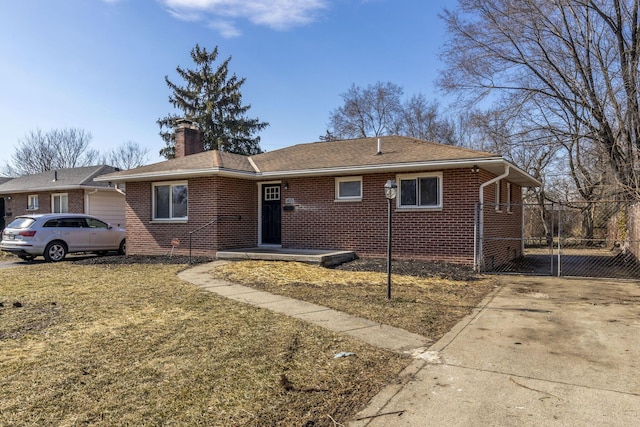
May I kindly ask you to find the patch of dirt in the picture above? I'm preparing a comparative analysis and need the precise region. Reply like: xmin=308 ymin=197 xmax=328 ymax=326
xmin=71 ymin=254 xmax=214 ymax=265
xmin=73 ymin=255 xmax=480 ymax=281
xmin=334 ymin=257 xmax=479 ymax=281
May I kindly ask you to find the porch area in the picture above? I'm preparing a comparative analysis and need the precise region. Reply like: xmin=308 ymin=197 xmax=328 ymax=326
xmin=215 ymin=248 xmax=357 ymax=267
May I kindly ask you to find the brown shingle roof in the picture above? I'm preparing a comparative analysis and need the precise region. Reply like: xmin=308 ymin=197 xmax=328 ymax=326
xmin=97 ymin=150 xmax=255 ymax=179
xmin=95 ymin=136 xmax=539 ymax=187
xmin=252 ymin=136 xmax=497 ymax=172
xmin=0 ymin=165 xmax=120 ymax=194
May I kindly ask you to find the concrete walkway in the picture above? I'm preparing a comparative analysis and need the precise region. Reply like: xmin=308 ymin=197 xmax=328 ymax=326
xmin=178 ymin=261 xmax=431 ymax=354
xmin=179 ymin=262 xmax=640 ymax=426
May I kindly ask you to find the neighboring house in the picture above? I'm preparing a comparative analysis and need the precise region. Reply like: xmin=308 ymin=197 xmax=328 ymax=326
xmin=96 ymin=121 xmax=540 ymax=268
xmin=0 ymin=166 xmax=126 ymax=228
xmin=0 ymin=177 xmax=10 ymax=230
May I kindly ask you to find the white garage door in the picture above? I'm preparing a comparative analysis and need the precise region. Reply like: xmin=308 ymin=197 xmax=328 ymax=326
xmin=86 ymin=190 xmax=126 ymax=228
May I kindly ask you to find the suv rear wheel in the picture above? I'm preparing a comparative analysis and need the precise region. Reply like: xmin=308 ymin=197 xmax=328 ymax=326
xmin=44 ymin=241 xmax=67 ymax=262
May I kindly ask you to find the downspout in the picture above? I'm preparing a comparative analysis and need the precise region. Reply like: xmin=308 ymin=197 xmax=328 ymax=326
xmin=475 ymin=164 xmax=510 ymax=271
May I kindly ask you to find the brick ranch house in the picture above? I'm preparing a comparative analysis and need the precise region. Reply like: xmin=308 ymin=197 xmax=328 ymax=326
xmin=96 ymin=122 xmax=540 ymax=268
xmin=0 ymin=166 xmax=126 ymax=228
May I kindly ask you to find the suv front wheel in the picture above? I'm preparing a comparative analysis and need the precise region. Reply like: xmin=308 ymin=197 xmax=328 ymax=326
xmin=44 ymin=241 xmax=67 ymax=262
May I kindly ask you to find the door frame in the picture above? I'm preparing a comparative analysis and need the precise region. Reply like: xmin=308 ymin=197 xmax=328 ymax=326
xmin=257 ymin=181 xmax=282 ymax=246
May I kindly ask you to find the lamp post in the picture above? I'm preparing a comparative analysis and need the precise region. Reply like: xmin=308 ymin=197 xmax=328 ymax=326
xmin=384 ymin=179 xmax=397 ymax=299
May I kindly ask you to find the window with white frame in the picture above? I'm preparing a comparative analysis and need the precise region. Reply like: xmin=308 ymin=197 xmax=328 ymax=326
xmin=52 ymin=193 xmax=68 ymax=213
xmin=335 ymin=176 xmax=362 ymax=201
xmin=506 ymin=182 xmax=512 ymax=213
xmin=153 ymin=182 xmax=188 ymax=220
xmin=264 ymin=186 xmax=280 ymax=201
xmin=27 ymin=194 xmax=39 ymax=210
xmin=397 ymin=173 xmax=442 ymax=209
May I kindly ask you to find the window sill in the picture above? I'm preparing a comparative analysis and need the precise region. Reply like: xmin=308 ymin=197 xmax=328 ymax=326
xmin=334 ymin=198 xmax=362 ymax=203
xmin=395 ymin=206 xmax=443 ymax=212
xmin=150 ymin=219 xmax=188 ymax=224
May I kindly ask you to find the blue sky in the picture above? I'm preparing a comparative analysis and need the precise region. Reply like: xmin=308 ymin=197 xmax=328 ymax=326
xmin=0 ymin=0 xmax=456 ymax=170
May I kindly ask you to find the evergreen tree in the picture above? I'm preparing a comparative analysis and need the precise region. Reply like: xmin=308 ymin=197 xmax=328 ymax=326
xmin=157 ymin=44 xmax=269 ymax=158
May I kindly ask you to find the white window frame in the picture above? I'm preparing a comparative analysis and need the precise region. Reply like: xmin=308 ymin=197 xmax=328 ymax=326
xmin=264 ymin=185 xmax=281 ymax=201
xmin=506 ymin=182 xmax=512 ymax=213
xmin=27 ymin=194 xmax=39 ymax=210
xmin=335 ymin=176 xmax=362 ymax=201
xmin=152 ymin=181 xmax=188 ymax=221
xmin=396 ymin=172 xmax=443 ymax=210
xmin=52 ymin=193 xmax=68 ymax=213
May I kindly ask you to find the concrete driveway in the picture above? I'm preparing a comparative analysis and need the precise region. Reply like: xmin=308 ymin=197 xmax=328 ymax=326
xmin=351 ymin=275 xmax=640 ymax=426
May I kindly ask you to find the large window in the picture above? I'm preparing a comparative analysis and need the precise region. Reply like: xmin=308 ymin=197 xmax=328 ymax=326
xmin=28 ymin=195 xmax=39 ymax=210
xmin=397 ymin=173 xmax=442 ymax=209
xmin=52 ymin=193 xmax=68 ymax=213
xmin=335 ymin=176 xmax=362 ymax=201
xmin=153 ymin=182 xmax=188 ymax=220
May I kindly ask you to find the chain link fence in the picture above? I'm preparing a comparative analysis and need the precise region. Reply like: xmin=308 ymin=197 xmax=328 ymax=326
xmin=477 ymin=201 xmax=640 ymax=278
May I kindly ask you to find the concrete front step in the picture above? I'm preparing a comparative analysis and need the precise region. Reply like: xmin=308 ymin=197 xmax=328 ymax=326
xmin=215 ymin=247 xmax=356 ymax=267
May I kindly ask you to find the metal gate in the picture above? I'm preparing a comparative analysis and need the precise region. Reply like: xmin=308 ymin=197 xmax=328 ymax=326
xmin=476 ymin=201 xmax=640 ymax=278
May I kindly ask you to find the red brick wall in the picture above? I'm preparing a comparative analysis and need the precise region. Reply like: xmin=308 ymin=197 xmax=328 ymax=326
xmin=124 ymin=168 xmax=525 ymax=267
xmin=480 ymin=174 xmax=524 ymax=269
xmin=281 ymin=169 xmax=483 ymax=264
xmin=125 ymin=177 xmax=257 ymax=256
xmin=3 ymin=190 xmax=85 ymax=222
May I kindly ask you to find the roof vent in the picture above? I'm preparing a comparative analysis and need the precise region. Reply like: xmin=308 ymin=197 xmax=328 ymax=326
xmin=52 ymin=170 xmax=58 ymax=182
xmin=376 ymin=138 xmax=382 ymax=155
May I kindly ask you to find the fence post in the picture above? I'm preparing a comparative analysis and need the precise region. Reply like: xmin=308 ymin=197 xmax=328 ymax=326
xmin=557 ymin=202 xmax=562 ymax=277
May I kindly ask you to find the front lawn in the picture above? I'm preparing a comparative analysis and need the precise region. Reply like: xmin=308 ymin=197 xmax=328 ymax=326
xmin=0 ymin=263 xmax=408 ymax=426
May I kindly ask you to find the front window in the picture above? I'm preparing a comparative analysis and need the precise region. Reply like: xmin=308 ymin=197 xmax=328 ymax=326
xmin=398 ymin=173 xmax=442 ymax=209
xmin=87 ymin=217 xmax=109 ymax=229
xmin=52 ymin=193 xmax=68 ymax=213
xmin=28 ymin=195 xmax=39 ymax=210
xmin=335 ymin=177 xmax=362 ymax=201
xmin=153 ymin=182 xmax=188 ymax=220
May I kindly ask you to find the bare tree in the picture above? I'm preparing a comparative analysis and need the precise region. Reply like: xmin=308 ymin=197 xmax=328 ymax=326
xmin=3 ymin=128 xmax=99 ymax=176
xmin=326 ymin=82 xmax=457 ymax=143
xmin=327 ymin=82 xmax=404 ymax=138
xmin=107 ymin=141 xmax=150 ymax=170
xmin=440 ymin=0 xmax=640 ymax=200
xmin=395 ymin=95 xmax=457 ymax=144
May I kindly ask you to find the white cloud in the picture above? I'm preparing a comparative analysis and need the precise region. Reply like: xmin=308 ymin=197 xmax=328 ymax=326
xmin=160 ymin=0 xmax=329 ymax=37
xmin=208 ymin=20 xmax=242 ymax=38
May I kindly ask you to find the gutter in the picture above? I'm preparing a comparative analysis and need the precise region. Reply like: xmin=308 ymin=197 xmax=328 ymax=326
xmin=94 ymin=157 xmax=512 ymax=183
xmin=474 ymin=165 xmax=510 ymax=271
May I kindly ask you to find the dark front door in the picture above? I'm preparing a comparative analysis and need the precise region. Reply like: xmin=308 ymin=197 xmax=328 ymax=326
xmin=261 ymin=184 xmax=281 ymax=245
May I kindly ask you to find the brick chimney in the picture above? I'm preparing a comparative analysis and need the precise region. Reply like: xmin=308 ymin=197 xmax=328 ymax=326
xmin=174 ymin=119 xmax=203 ymax=158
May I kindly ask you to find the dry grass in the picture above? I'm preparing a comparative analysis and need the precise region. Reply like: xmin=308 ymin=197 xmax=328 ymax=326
xmin=209 ymin=260 xmax=498 ymax=340
xmin=0 ymin=263 xmax=408 ymax=426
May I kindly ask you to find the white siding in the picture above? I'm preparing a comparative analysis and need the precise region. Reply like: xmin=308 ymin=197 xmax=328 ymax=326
xmin=86 ymin=190 xmax=126 ymax=227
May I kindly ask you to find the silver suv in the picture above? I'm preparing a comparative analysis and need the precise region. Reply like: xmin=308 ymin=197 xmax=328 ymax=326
xmin=1 ymin=213 xmax=126 ymax=262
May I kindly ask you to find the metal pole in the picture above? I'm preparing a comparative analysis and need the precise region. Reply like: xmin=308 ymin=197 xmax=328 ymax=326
xmin=557 ymin=203 xmax=562 ymax=277
xmin=387 ymin=198 xmax=392 ymax=299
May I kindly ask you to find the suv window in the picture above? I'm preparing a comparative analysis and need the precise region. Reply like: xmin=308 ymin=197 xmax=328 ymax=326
xmin=43 ymin=218 xmax=88 ymax=228
xmin=6 ymin=217 xmax=35 ymax=229
xmin=87 ymin=218 xmax=109 ymax=229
